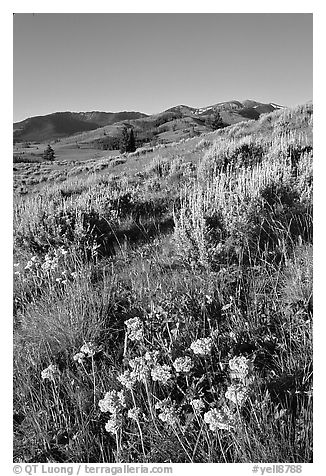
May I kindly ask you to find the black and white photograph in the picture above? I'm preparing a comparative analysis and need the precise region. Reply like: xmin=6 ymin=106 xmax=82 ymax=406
xmin=11 ymin=9 xmax=313 ymax=468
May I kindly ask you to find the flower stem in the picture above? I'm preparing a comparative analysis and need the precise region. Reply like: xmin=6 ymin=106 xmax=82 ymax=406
xmin=131 ymin=389 xmax=146 ymax=459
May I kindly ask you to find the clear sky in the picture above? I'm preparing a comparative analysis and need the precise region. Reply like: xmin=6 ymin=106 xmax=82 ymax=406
xmin=13 ymin=13 xmax=312 ymax=122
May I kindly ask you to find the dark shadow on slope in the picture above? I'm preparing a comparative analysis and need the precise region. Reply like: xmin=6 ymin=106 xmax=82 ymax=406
xmin=94 ymin=216 xmax=175 ymax=258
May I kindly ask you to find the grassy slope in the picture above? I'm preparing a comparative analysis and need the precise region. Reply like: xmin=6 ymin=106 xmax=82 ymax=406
xmin=13 ymin=104 xmax=313 ymax=463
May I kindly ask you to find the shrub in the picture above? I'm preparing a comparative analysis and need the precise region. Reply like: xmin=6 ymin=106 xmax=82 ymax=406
xmin=198 ymin=136 xmax=267 ymax=181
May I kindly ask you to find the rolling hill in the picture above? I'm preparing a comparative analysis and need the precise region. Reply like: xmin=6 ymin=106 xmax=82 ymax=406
xmin=13 ymin=100 xmax=284 ymax=149
xmin=13 ymin=111 xmax=149 ymax=143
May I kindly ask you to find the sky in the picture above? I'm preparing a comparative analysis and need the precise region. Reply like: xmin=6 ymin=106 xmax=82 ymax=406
xmin=13 ymin=13 xmax=312 ymax=122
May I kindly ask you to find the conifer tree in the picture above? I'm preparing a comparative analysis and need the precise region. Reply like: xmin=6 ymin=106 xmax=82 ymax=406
xmin=43 ymin=144 xmax=55 ymax=161
xmin=120 ymin=127 xmax=136 ymax=153
xmin=119 ymin=127 xmax=129 ymax=153
xmin=127 ymin=128 xmax=136 ymax=153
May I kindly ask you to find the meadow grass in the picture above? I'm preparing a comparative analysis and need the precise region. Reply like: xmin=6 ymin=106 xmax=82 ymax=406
xmin=13 ymin=104 xmax=312 ymax=463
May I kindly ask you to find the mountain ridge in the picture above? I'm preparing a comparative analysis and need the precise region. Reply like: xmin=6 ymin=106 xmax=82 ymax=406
xmin=13 ymin=99 xmax=284 ymax=144
xmin=13 ymin=110 xmax=149 ymax=142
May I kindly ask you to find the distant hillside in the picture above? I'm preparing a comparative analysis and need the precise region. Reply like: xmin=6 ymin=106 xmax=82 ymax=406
xmin=193 ymin=99 xmax=283 ymax=119
xmin=88 ymin=100 xmax=285 ymax=150
xmin=13 ymin=111 xmax=148 ymax=142
xmin=13 ymin=100 xmax=284 ymax=147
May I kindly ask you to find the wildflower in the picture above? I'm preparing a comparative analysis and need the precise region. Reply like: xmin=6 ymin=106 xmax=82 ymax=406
xmin=225 ymin=383 xmax=249 ymax=407
xmin=151 ymin=364 xmax=172 ymax=384
xmin=117 ymin=390 xmax=126 ymax=408
xmin=80 ymin=342 xmax=98 ymax=357
xmin=155 ymin=400 xmax=179 ymax=426
xmin=190 ymin=398 xmax=205 ymax=413
xmin=42 ymin=253 xmax=59 ymax=272
xmin=158 ymin=408 xmax=179 ymax=426
xmin=155 ymin=398 xmax=172 ymax=410
xmin=117 ymin=369 xmax=137 ymax=389
xmin=129 ymin=356 xmax=150 ymax=382
xmin=25 ymin=260 xmax=35 ymax=270
xmin=144 ymin=350 xmax=159 ymax=364
xmin=155 ymin=399 xmax=168 ymax=411
xmin=190 ymin=337 xmax=213 ymax=356
xmin=98 ymin=390 xmax=126 ymax=414
xmin=204 ymin=406 xmax=236 ymax=431
xmin=211 ymin=328 xmax=219 ymax=338
xmin=229 ymin=331 xmax=237 ymax=341
xmin=41 ymin=364 xmax=60 ymax=382
xmin=173 ymin=356 xmax=193 ymax=374
xmin=127 ymin=407 xmax=141 ymax=421
xmin=124 ymin=316 xmax=143 ymax=341
xmin=73 ymin=352 xmax=86 ymax=364
xmin=228 ymin=355 xmax=254 ymax=382
xmin=92 ymin=243 xmax=101 ymax=255
xmin=105 ymin=414 xmax=122 ymax=434
xmin=205 ymin=294 xmax=213 ymax=304
xmin=41 ymin=261 xmax=52 ymax=271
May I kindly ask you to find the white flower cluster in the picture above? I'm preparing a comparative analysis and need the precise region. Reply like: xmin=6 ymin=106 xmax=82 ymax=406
xmin=173 ymin=356 xmax=193 ymax=374
xmin=225 ymin=383 xmax=249 ymax=407
xmin=119 ymin=352 xmax=174 ymax=388
xmin=228 ymin=355 xmax=254 ymax=382
xmin=117 ymin=369 xmax=137 ymax=389
xmin=24 ymin=256 xmax=39 ymax=271
xmin=41 ymin=364 xmax=60 ymax=382
xmin=222 ymin=355 xmax=255 ymax=411
xmin=41 ymin=253 xmax=59 ymax=272
xmin=73 ymin=342 xmax=99 ymax=364
xmin=190 ymin=398 xmax=205 ymax=413
xmin=124 ymin=317 xmax=144 ymax=341
xmin=155 ymin=399 xmax=179 ymax=427
xmin=190 ymin=337 xmax=213 ymax=356
xmin=80 ymin=342 xmax=98 ymax=357
xmin=105 ymin=414 xmax=123 ymax=435
xmin=127 ymin=407 xmax=141 ymax=421
xmin=204 ymin=406 xmax=236 ymax=431
xmin=26 ymin=248 xmax=68 ymax=273
xmin=23 ymin=248 xmax=75 ymax=285
xmin=151 ymin=364 xmax=172 ymax=384
xmin=99 ymin=390 xmax=126 ymax=414
xmin=144 ymin=350 xmax=159 ymax=364
xmin=73 ymin=352 xmax=85 ymax=364
xmin=99 ymin=383 xmax=148 ymax=434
